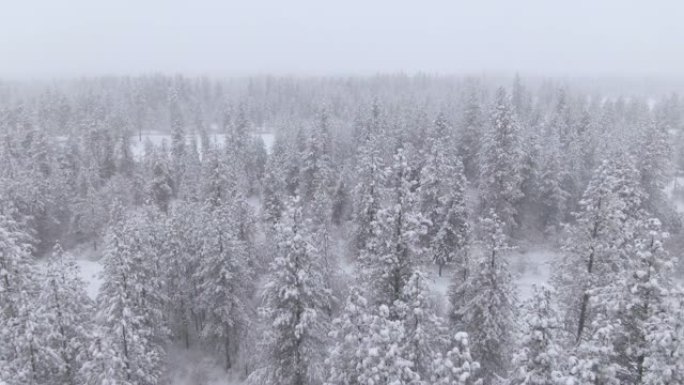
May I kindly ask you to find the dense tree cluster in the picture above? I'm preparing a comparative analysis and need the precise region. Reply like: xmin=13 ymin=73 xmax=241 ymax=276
xmin=1 ymin=74 xmax=683 ymax=385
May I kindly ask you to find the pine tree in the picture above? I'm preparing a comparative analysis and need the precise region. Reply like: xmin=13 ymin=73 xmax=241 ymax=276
xmin=6 ymin=291 xmax=54 ymax=385
xmin=262 ymin=136 xmax=289 ymax=224
xmin=169 ymin=86 xmax=186 ymax=197
xmin=419 ymin=113 xmax=452 ymax=245
xmin=459 ymin=83 xmax=484 ymax=181
xmin=161 ymin=208 xmax=193 ymax=348
xmin=0 ymin=211 xmax=35 ymax=318
xmin=300 ymin=109 xmax=334 ymax=205
xmin=361 ymin=147 xmax=426 ymax=306
xmin=432 ymin=158 xmax=470 ymax=276
xmin=430 ymin=333 xmax=482 ymax=385
xmin=642 ymin=289 xmax=684 ymax=385
xmin=149 ymin=158 xmax=173 ymax=214
xmin=637 ymin=119 xmax=679 ymax=231
xmin=0 ymin=212 xmax=44 ymax=385
xmin=356 ymin=304 xmax=418 ymax=385
xmin=351 ymin=124 xmax=384 ymax=257
xmin=225 ymin=105 xmax=251 ymax=195
xmin=202 ymin=147 xmax=229 ymax=208
xmin=565 ymin=319 xmax=622 ymax=385
xmin=80 ymin=330 xmax=126 ymax=385
xmin=451 ymin=212 xmax=517 ymax=384
xmin=195 ymin=201 xmax=253 ymax=370
xmin=479 ymin=88 xmax=524 ymax=233
xmin=37 ymin=243 xmax=94 ymax=385
xmin=251 ymin=197 xmax=332 ymax=385
xmin=614 ymin=218 xmax=680 ymax=384
xmin=331 ymin=171 xmax=351 ymax=226
xmin=326 ymin=288 xmax=372 ymax=385
xmin=537 ymin=134 xmax=568 ymax=235
xmin=554 ymin=155 xmax=644 ymax=345
xmin=92 ymin=204 xmax=166 ymax=385
xmin=511 ymin=74 xmax=530 ymax=120
xmin=394 ymin=270 xmax=449 ymax=378
xmin=554 ymin=155 xmax=646 ymax=384
xmin=510 ymin=286 xmax=565 ymax=385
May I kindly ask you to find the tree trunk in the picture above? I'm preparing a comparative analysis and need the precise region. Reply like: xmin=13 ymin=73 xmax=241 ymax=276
xmin=184 ymin=324 xmax=190 ymax=349
xmin=122 ymin=325 xmax=131 ymax=381
xmin=576 ymin=249 xmax=595 ymax=342
xmin=225 ymin=331 xmax=232 ymax=370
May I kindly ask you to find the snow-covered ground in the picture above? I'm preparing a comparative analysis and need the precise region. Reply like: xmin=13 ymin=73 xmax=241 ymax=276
xmin=130 ymin=132 xmax=275 ymax=159
xmin=165 ymin=346 xmax=241 ymax=385
xmin=37 ymin=252 xmax=103 ymax=300
xmin=77 ymin=259 xmax=103 ymax=300
xmin=425 ymin=246 xmax=559 ymax=315
xmin=71 ymin=243 xmax=559 ymax=317
xmin=665 ymin=176 xmax=684 ymax=213
xmin=511 ymin=247 xmax=559 ymax=300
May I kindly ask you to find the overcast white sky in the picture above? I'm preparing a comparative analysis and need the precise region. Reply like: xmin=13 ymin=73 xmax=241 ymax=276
xmin=1 ymin=0 xmax=682 ymax=78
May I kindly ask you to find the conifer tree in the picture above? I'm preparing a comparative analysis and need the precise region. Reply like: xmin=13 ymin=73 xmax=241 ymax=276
xmin=430 ymin=333 xmax=482 ymax=385
xmin=149 ymin=158 xmax=173 ymax=214
xmin=637 ymin=119 xmax=679 ymax=231
xmin=361 ymin=147 xmax=426 ymax=306
xmin=554 ymin=155 xmax=644 ymax=344
xmin=38 ymin=243 xmax=94 ymax=385
xmin=250 ymin=197 xmax=332 ymax=385
xmin=352 ymin=121 xmax=384 ymax=257
xmin=0 ymin=212 xmax=44 ymax=385
xmin=326 ymin=288 xmax=372 ymax=385
xmin=432 ymin=158 xmax=470 ymax=276
xmin=300 ymin=109 xmax=333 ymax=205
xmin=451 ymin=212 xmax=517 ymax=384
xmin=394 ymin=271 xmax=449 ymax=378
xmin=642 ymin=290 xmax=684 ymax=385
xmin=510 ymin=286 xmax=565 ymax=385
xmin=92 ymin=204 xmax=166 ymax=385
xmin=262 ymin=137 xmax=288 ymax=224
xmin=169 ymin=87 xmax=186 ymax=197
xmin=356 ymin=304 xmax=418 ymax=385
xmin=479 ymin=88 xmax=524 ymax=233
xmin=196 ymin=201 xmax=253 ymax=369
xmin=459 ymin=83 xmax=484 ymax=181
xmin=614 ymin=218 xmax=680 ymax=384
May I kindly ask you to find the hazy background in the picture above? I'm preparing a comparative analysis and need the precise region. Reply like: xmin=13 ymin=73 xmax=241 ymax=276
xmin=1 ymin=0 xmax=682 ymax=79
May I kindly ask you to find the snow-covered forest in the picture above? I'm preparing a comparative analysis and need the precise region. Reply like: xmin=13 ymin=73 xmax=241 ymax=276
xmin=1 ymin=74 xmax=684 ymax=385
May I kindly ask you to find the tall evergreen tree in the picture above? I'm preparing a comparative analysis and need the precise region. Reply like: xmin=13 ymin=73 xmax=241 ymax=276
xmin=510 ymin=286 xmax=565 ymax=385
xmin=195 ymin=201 xmax=253 ymax=370
xmin=432 ymin=157 xmax=470 ymax=276
xmin=91 ymin=204 xmax=166 ymax=385
xmin=451 ymin=212 xmax=518 ymax=384
xmin=250 ymin=198 xmax=332 ymax=385
xmin=479 ymin=88 xmax=524 ymax=233
xmin=361 ymin=147 xmax=426 ymax=306
xmin=37 ymin=243 xmax=94 ymax=385
xmin=459 ymin=83 xmax=484 ymax=181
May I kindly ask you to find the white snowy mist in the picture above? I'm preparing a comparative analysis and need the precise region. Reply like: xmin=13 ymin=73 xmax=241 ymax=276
xmin=1 ymin=0 xmax=683 ymax=78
